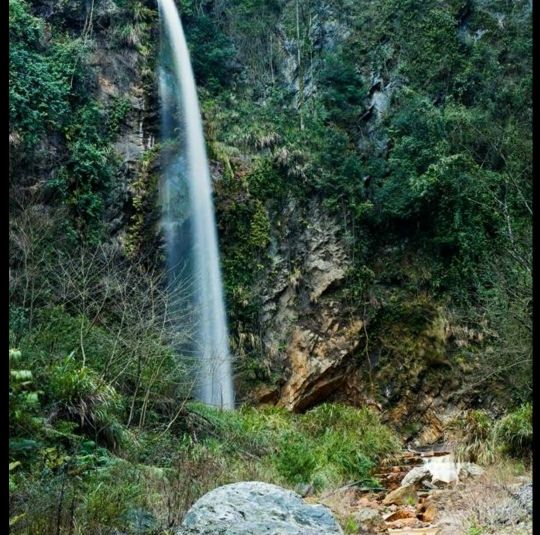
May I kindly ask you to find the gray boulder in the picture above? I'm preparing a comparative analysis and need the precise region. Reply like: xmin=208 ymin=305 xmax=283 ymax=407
xmin=176 ymin=481 xmax=344 ymax=535
xmin=458 ymin=462 xmax=485 ymax=479
xmin=401 ymin=465 xmax=432 ymax=487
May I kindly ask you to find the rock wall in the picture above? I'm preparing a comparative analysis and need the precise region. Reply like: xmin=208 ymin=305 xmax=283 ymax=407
xmin=252 ymin=199 xmax=363 ymax=411
xmin=242 ymin=195 xmax=481 ymax=445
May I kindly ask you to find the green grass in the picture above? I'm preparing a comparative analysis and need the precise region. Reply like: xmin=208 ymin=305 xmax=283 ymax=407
xmin=453 ymin=405 xmax=532 ymax=465
xmin=185 ymin=402 xmax=401 ymax=492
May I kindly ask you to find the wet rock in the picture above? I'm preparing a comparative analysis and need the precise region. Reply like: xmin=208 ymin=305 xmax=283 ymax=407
xmin=176 ymin=481 xmax=344 ymax=535
xmin=458 ymin=462 xmax=485 ymax=479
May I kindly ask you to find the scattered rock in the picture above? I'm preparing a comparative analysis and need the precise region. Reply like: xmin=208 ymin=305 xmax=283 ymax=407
xmin=416 ymin=501 xmax=437 ymax=523
xmin=176 ymin=481 xmax=344 ymax=535
xmin=458 ymin=462 xmax=484 ymax=479
xmin=489 ymin=482 xmax=532 ymax=526
xmin=355 ymin=496 xmax=382 ymax=510
xmin=383 ymin=485 xmax=418 ymax=506
xmin=387 ymin=528 xmax=441 ymax=534
xmin=294 ymin=483 xmax=313 ymax=497
xmin=384 ymin=508 xmax=416 ymax=522
xmin=386 ymin=516 xmax=419 ymax=529
xmin=352 ymin=507 xmax=385 ymax=530
xmin=401 ymin=466 xmax=432 ymax=487
xmin=512 ymin=482 xmax=532 ymax=515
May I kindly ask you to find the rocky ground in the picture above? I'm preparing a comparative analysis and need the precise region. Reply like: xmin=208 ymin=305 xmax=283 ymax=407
xmin=176 ymin=446 xmax=531 ymax=535
xmin=313 ymin=447 xmax=532 ymax=535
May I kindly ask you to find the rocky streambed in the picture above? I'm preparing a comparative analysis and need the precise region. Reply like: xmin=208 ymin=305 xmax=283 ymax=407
xmin=176 ymin=447 xmax=532 ymax=535
xmin=316 ymin=447 xmax=532 ymax=534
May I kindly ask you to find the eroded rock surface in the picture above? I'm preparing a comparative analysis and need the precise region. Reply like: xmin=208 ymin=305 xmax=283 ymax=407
xmin=257 ymin=200 xmax=364 ymax=411
xmin=176 ymin=481 xmax=344 ymax=535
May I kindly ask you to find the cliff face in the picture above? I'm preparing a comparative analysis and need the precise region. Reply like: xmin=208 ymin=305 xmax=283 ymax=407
xmin=243 ymin=195 xmax=478 ymax=444
xmin=10 ymin=0 xmax=159 ymax=254
xmin=256 ymin=199 xmax=360 ymax=411
xmin=208 ymin=0 xmax=530 ymax=437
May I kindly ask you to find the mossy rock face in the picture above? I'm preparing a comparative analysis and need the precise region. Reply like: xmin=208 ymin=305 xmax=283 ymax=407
xmin=354 ymin=294 xmax=459 ymax=440
xmin=371 ymin=297 xmax=449 ymax=371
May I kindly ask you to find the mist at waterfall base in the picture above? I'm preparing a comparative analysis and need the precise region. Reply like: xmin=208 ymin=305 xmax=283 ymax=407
xmin=158 ymin=0 xmax=234 ymax=409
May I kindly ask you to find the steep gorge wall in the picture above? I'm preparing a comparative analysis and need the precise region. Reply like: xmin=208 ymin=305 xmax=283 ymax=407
xmin=199 ymin=0 xmax=527 ymax=441
xmin=10 ymin=0 xmax=160 ymax=255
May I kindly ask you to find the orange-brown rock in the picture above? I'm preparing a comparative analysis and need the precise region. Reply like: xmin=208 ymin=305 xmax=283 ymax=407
xmin=384 ymin=508 xmax=417 ymax=522
xmin=417 ymin=502 xmax=437 ymax=523
xmin=277 ymin=318 xmax=364 ymax=410
xmin=382 ymin=485 xmax=418 ymax=506
xmin=386 ymin=516 xmax=420 ymax=529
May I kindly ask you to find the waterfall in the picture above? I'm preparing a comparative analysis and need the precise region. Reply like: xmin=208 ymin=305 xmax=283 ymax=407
xmin=158 ymin=0 xmax=234 ymax=409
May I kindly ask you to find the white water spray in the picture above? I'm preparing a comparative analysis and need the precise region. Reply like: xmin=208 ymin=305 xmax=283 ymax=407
xmin=158 ymin=0 xmax=234 ymax=409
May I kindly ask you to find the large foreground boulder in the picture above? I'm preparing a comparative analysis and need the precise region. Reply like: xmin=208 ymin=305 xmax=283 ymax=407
xmin=176 ymin=481 xmax=344 ymax=535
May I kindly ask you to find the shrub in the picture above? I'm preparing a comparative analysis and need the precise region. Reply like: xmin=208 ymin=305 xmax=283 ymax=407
xmin=9 ymin=349 xmax=42 ymax=438
xmin=453 ymin=410 xmax=497 ymax=465
xmin=453 ymin=405 xmax=532 ymax=464
xmin=48 ymin=353 xmax=126 ymax=450
xmin=274 ymin=431 xmax=317 ymax=485
xmin=186 ymin=402 xmax=400 ymax=490
xmin=495 ymin=403 xmax=532 ymax=460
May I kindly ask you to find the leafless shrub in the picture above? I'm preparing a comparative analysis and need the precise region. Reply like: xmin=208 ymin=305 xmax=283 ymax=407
xmin=9 ymin=201 xmax=198 ymax=429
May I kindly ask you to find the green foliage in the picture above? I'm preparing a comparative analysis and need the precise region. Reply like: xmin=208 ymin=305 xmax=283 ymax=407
xmin=215 ymin=160 xmax=278 ymax=331
xmin=319 ymin=50 xmax=367 ymax=127
xmin=274 ymin=431 xmax=317 ymax=484
xmin=495 ymin=403 xmax=532 ymax=460
xmin=453 ymin=410 xmax=497 ymax=465
xmin=186 ymin=402 xmax=400 ymax=490
xmin=184 ymin=14 xmax=238 ymax=92
xmin=453 ymin=405 xmax=532 ymax=465
xmin=107 ymin=96 xmax=132 ymax=136
xmin=247 ymin=159 xmax=287 ymax=200
xmin=343 ymin=516 xmax=361 ymax=535
xmin=49 ymin=103 xmax=119 ymax=241
xmin=48 ymin=353 xmax=126 ymax=449
xmin=9 ymin=349 xmax=42 ymax=439
xmin=9 ymin=0 xmax=86 ymax=149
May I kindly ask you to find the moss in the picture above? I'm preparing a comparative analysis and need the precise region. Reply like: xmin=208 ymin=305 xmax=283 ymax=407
xmin=208 ymin=140 xmax=236 ymax=180
xmin=125 ymin=145 xmax=161 ymax=259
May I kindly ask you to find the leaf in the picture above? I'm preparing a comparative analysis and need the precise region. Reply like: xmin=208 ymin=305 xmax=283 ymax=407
xmin=11 ymin=370 xmax=33 ymax=381
xmin=9 ymin=349 xmax=22 ymax=360
xmin=9 ymin=461 xmax=21 ymax=471
xmin=9 ymin=438 xmax=41 ymax=453
xmin=9 ymin=513 xmax=26 ymax=527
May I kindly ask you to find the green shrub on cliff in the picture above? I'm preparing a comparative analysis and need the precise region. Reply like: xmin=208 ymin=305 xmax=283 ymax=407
xmin=495 ymin=403 xmax=532 ymax=460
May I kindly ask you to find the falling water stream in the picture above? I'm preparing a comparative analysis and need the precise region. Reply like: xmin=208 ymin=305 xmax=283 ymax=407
xmin=158 ymin=0 xmax=234 ymax=409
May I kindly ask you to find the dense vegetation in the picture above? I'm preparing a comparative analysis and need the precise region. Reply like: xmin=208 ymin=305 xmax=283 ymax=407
xmin=9 ymin=0 xmax=531 ymax=532
xmin=194 ymin=0 xmax=531 ymax=402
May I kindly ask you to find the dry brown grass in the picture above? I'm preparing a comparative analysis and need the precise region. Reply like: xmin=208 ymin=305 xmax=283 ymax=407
xmin=433 ymin=459 xmax=531 ymax=535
